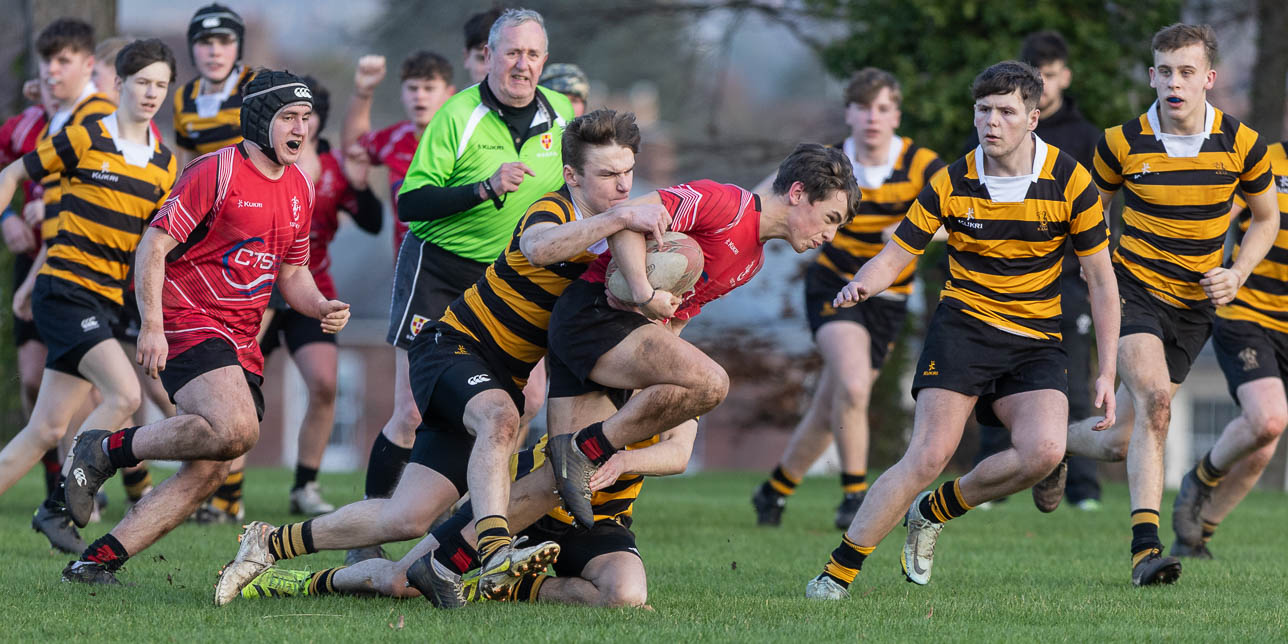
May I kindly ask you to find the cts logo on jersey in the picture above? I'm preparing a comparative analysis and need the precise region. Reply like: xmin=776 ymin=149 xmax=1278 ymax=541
xmin=540 ymin=133 xmax=553 ymax=150
xmin=221 ymin=237 xmax=279 ymax=296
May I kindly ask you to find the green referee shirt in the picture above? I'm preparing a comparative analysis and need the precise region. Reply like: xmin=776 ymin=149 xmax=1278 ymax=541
xmin=399 ymin=82 xmax=573 ymax=263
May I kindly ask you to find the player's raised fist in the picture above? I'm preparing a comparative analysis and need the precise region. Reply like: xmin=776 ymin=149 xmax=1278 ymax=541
xmin=354 ymin=55 xmax=387 ymax=94
xmin=319 ymin=300 xmax=351 ymax=334
xmin=833 ymin=281 xmax=870 ymax=308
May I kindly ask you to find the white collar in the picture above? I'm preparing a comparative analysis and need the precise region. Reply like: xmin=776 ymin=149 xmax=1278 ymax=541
xmin=843 ymin=136 xmax=904 ymax=189
xmin=100 ymin=112 xmax=156 ymax=167
xmin=49 ymin=81 xmax=100 ymax=134
xmin=1147 ymin=99 xmax=1214 ymax=139
xmin=975 ymin=132 xmax=1047 ymax=187
xmin=1146 ymin=100 xmax=1215 ymax=158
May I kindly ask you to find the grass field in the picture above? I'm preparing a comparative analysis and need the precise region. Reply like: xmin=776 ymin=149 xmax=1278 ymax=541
xmin=2 ymin=466 xmax=1286 ymax=642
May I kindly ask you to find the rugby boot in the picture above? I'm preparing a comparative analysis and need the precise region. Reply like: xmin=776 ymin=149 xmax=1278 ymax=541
xmin=1031 ymin=456 xmax=1068 ymax=513
xmin=32 ymin=502 xmax=86 ymax=554
xmin=193 ymin=501 xmax=244 ymax=525
xmin=64 ymin=429 xmax=116 ymax=528
xmin=1131 ymin=550 xmax=1182 ymax=586
xmin=834 ymin=491 xmax=865 ymax=530
xmin=344 ymin=545 xmax=388 ymax=566
xmin=460 ymin=571 xmax=485 ymax=603
xmin=1170 ymin=541 xmax=1214 ymax=560
xmin=241 ymin=567 xmax=311 ymax=599
xmin=406 ymin=552 xmax=466 ymax=609
xmin=61 ymin=560 xmax=120 ymax=585
xmin=477 ymin=536 xmax=560 ymax=600
xmin=289 ymin=482 xmax=335 ymax=515
xmin=214 ymin=521 xmax=277 ymax=606
xmin=751 ymin=486 xmax=786 ymax=526
xmin=547 ymin=434 xmax=596 ymax=527
xmin=901 ymin=491 xmax=943 ymax=586
xmin=804 ymin=574 xmax=850 ymax=600
xmin=1171 ymin=468 xmax=1212 ymax=547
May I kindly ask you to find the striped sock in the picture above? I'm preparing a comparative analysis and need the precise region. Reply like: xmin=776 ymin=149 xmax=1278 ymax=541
xmin=122 ymin=467 xmax=152 ymax=502
xmin=1130 ymin=509 xmax=1162 ymax=567
xmin=267 ymin=520 xmax=316 ymax=560
xmin=1195 ymin=453 xmax=1225 ymax=487
xmin=918 ymin=479 xmax=973 ymax=523
xmin=821 ymin=535 xmax=875 ymax=588
xmin=513 ymin=573 xmax=547 ymax=602
xmin=211 ymin=471 xmax=244 ymax=516
xmin=1201 ymin=518 xmax=1219 ymax=545
xmin=762 ymin=466 xmax=801 ymax=498
xmin=841 ymin=472 xmax=868 ymax=495
xmin=307 ymin=567 xmax=344 ymax=595
xmin=475 ymin=515 xmax=511 ymax=562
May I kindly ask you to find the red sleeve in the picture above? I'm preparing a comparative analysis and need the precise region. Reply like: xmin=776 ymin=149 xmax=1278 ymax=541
xmin=284 ymin=170 xmax=314 ymax=267
xmin=151 ymin=153 xmax=220 ymax=242
xmin=0 ymin=114 xmax=20 ymax=166
xmin=331 ymin=149 xmax=360 ymax=214
xmin=359 ymin=128 xmax=387 ymax=167
xmin=658 ymin=180 xmax=742 ymax=233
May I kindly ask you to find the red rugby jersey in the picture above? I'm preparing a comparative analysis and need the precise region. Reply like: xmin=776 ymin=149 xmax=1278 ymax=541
xmin=151 ymin=145 xmax=314 ymax=375
xmin=309 ymin=147 xmax=359 ymax=300
xmin=359 ymin=120 xmax=418 ymax=253
xmin=1 ymin=105 xmax=48 ymax=247
xmin=582 ymin=179 xmax=765 ymax=321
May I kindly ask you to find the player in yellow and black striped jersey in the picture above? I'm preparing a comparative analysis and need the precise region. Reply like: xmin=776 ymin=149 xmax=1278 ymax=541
xmin=1173 ymin=140 xmax=1288 ymax=559
xmin=807 ymin=62 xmax=1121 ymax=599
xmin=756 ymin=69 xmax=946 ymax=531
xmin=0 ymin=40 xmax=178 ymax=549
xmin=173 ymin=4 xmax=254 ymax=164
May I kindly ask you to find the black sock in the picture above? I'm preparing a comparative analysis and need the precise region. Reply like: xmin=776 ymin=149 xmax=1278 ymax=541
xmin=430 ymin=501 xmax=478 ymax=575
xmin=83 ymin=533 xmax=130 ymax=571
xmin=104 ymin=426 xmax=142 ymax=469
xmin=761 ymin=465 xmax=799 ymax=498
xmin=45 ymin=474 xmax=67 ymax=510
xmin=363 ymin=433 xmax=411 ymax=499
xmin=1130 ymin=508 xmax=1161 ymax=566
xmin=840 ymin=471 xmax=868 ymax=495
xmin=821 ymin=535 xmax=874 ymax=588
xmin=574 ymin=422 xmax=616 ymax=466
xmin=293 ymin=464 xmax=319 ymax=491
xmin=267 ymin=520 xmax=316 ymax=560
xmin=41 ymin=448 xmax=61 ymax=496
xmin=308 ymin=567 xmax=344 ymax=595
xmin=918 ymin=479 xmax=973 ymax=523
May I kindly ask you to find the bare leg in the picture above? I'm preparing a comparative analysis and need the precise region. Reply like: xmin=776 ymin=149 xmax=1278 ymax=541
xmin=16 ymin=339 xmax=45 ymax=416
xmin=292 ymin=342 xmax=339 ymax=471
xmin=777 ymin=371 xmax=838 ymax=477
xmin=0 ymin=369 xmax=92 ymax=495
xmin=463 ymin=390 xmax=522 ymax=542
xmin=957 ymin=389 xmax=1068 ymax=504
xmin=69 ymin=340 xmax=142 ymax=440
xmin=538 ymin=552 xmax=648 ymax=606
xmin=380 ymin=348 xmax=421 ymax=449
xmin=1204 ymin=435 xmax=1280 ymax=524
xmin=1208 ymin=378 xmax=1288 ymax=471
xmin=818 ymin=322 xmax=876 ymax=479
xmin=306 ymin=464 xmax=460 ymax=550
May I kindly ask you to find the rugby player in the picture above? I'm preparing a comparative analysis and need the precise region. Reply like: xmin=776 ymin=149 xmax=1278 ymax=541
xmin=540 ymin=64 xmax=589 ymax=118
xmin=59 ymin=70 xmax=350 ymax=586
xmin=257 ymin=76 xmax=382 ymax=516
xmin=0 ymin=39 xmax=178 ymax=555
xmin=803 ymin=61 xmax=1119 ymax=599
xmin=544 ymin=143 xmax=858 ymax=528
xmin=347 ymin=8 xmax=571 ymax=563
xmin=753 ymin=68 xmax=945 ymax=529
xmin=1038 ymin=23 xmax=1278 ymax=586
xmin=463 ymin=8 xmax=505 ymax=85
xmin=211 ymin=108 xmax=667 ymax=606
xmin=173 ymin=4 xmax=254 ymax=168
xmin=1169 ymin=145 xmax=1288 ymax=559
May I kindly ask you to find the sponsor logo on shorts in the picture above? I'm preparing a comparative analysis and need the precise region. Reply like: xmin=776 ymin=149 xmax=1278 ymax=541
xmin=820 ymin=302 xmax=835 ymax=316
xmin=81 ymin=316 xmax=99 ymax=332
xmin=922 ymin=360 xmax=938 ymax=376
xmin=467 ymin=374 xmax=491 ymax=386
xmin=455 ymin=345 xmax=469 ymax=355
xmin=409 ymin=314 xmax=430 ymax=337
xmin=1239 ymin=347 xmax=1259 ymax=371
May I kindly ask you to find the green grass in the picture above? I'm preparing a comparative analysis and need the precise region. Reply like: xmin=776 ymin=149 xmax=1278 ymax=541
xmin=2 ymin=466 xmax=1286 ymax=642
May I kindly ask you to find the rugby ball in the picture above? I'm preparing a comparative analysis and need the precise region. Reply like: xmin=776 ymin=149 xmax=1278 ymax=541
xmin=605 ymin=231 xmax=704 ymax=303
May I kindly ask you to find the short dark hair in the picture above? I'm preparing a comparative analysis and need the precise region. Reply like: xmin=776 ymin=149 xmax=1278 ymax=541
xmin=464 ymin=8 xmax=505 ymax=51
xmin=36 ymin=18 xmax=95 ymax=59
xmin=301 ymin=75 xmax=331 ymax=134
xmin=771 ymin=143 xmax=859 ymax=221
xmin=1152 ymin=23 xmax=1218 ymax=67
xmin=844 ymin=68 xmax=901 ymax=107
xmin=562 ymin=109 xmax=640 ymax=175
xmin=1020 ymin=30 xmax=1068 ymax=68
xmin=971 ymin=61 xmax=1044 ymax=111
xmin=115 ymin=39 xmax=177 ymax=84
xmin=401 ymin=50 xmax=453 ymax=84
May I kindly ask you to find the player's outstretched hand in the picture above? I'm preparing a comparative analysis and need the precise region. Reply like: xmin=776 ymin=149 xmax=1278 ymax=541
xmin=319 ymin=300 xmax=351 ymax=334
xmin=354 ymin=55 xmax=387 ymax=95
xmin=833 ymin=280 xmax=870 ymax=308
xmin=618 ymin=203 xmax=672 ymax=241
xmin=1200 ymin=266 xmax=1242 ymax=307
xmin=136 ymin=326 xmax=168 ymax=379
xmin=22 ymin=199 xmax=43 ymax=227
xmin=1090 ymin=374 xmax=1116 ymax=430
xmin=589 ymin=452 xmax=625 ymax=491
xmin=489 ymin=162 xmax=535 ymax=195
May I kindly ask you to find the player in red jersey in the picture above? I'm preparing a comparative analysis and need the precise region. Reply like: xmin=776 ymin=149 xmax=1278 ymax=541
xmin=58 ymin=70 xmax=350 ymax=586
xmin=545 ymin=143 xmax=859 ymax=526
xmin=340 ymin=51 xmax=454 ymax=255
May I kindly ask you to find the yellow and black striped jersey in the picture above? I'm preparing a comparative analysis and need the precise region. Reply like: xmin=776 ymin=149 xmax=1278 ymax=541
xmin=523 ymin=434 xmax=660 ymax=526
xmin=893 ymin=139 xmax=1108 ymax=341
xmin=173 ymin=67 xmax=254 ymax=155
xmin=37 ymin=92 xmax=116 ymax=241
xmin=440 ymin=188 xmax=599 ymax=389
xmin=1093 ymin=106 xmax=1272 ymax=309
xmin=815 ymin=136 xmax=945 ymax=295
xmin=1219 ymin=141 xmax=1288 ymax=333
xmin=23 ymin=114 xmax=177 ymax=305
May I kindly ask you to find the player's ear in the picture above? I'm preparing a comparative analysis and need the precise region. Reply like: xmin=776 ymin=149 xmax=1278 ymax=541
xmin=563 ymin=164 xmax=577 ymax=187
